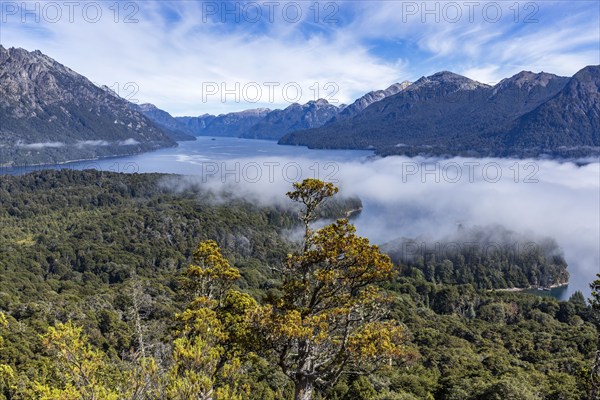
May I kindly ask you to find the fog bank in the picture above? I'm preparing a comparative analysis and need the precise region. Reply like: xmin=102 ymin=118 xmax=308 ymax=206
xmin=175 ymin=154 xmax=598 ymax=299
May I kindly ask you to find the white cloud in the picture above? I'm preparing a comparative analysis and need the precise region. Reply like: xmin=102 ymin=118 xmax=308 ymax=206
xmin=342 ymin=2 xmax=599 ymax=82
xmin=16 ymin=141 xmax=65 ymax=149
xmin=118 ymin=139 xmax=140 ymax=146
xmin=1 ymin=1 xmax=597 ymax=115
xmin=462 ymin=65 xmax=502 ymax=85
xmin=1 ymin=2 xmax=402 ymax=115
xmin=76 ymin=140 xmax=110 ymax=148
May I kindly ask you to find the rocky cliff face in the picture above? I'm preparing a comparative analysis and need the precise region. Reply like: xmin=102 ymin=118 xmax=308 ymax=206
xmin=0 ymin=46 xmax=176 ymax=166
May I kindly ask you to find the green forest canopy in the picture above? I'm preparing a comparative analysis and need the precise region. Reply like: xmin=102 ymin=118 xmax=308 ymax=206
xmin=0 ymin=170 xmax=597 ymax=399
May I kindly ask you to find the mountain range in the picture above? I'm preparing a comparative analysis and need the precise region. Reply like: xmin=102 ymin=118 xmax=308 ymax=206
xmin=173 ymin=100 xmax=342 ymax=140
xmin=148 ymin=66 xmax=599 ymax=158
xmin=279 ymin=67 xmax=600 ymax=158
xmin=169 ymin=81 xmax=412 ymax=140
xmin=1 ymin=45 xmax=598 ymax=165
xmin=239 ymin=99 xmax=343 ymax=140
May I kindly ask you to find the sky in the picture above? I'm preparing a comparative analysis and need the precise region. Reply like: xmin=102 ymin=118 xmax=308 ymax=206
xmin=1 ymin=0 xmax=599 ymax=115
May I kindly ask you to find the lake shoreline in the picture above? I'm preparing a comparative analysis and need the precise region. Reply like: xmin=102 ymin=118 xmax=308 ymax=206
xmin=491 ymin=282 xmax=569 ymax=293
xmin=0 ymin=142 xmax=181 ymax=169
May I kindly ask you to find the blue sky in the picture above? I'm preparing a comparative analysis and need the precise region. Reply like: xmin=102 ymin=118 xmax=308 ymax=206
xmin=1 ymin=0 xmax=599 ymax=115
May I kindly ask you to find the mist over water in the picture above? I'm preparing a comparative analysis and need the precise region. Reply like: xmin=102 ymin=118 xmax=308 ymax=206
xmin=5 ymin=137 xmax=598 ymax=300
xmin=343 ymin=157 xmax=599 ymax=299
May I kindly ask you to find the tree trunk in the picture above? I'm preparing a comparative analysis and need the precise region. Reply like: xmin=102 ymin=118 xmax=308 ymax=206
xmin=294 ymin=376 xmax=314 ymax=400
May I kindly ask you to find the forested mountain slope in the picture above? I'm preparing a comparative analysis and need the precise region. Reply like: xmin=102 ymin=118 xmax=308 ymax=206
xmin=280 ymin=67 xmax=599 ymax=158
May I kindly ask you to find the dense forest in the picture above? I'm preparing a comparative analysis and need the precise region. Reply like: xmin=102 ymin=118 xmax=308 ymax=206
xmin=0 ymin=170 xmax=598 ymax=399
xmin=383 ymin=226 xmax=570 ymax=290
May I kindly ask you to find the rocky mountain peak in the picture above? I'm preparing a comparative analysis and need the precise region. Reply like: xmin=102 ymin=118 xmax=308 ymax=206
xmin=333 ymin=81 xmax=413 ymax=120
xmin=385 ymin=81 xmax=412 ymax=94
xmin=495 ymin=70 xmax=566 ymax=91
xmin=1 ymin=46 xmax=79 ymax=80
xmin=313 ymin=98 xmax=331 ymax=107
xmin=571 ymin=65 xmax=600 ymax=88
xmin=409 ymin=71 xmax=489 ymax=92
xmin=235 ymin=108 xmax=271 ymax=116
xmin=137 ymin=103 xmax=159 ymax=112
xmin=304 ymin=99 xmax=339 ymax=110
xmin=554 ymin=65 xmax=599 ymax=105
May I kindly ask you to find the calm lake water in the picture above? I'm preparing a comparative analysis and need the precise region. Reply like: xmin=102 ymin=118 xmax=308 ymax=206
xmin=1 ymin=137 xmax=373 ymax=175
xmin=3 ymin=137 xmax=598 ymax=301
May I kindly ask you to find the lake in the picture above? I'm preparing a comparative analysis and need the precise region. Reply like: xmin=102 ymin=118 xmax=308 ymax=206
xmin=2 ymin=137 xmax=598 ymax=301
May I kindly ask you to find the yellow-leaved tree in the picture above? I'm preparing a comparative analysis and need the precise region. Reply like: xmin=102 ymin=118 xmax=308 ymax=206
xmin=253 ymin=179 xmax=417 ymax=400
xmin=0 ymin=313 xmax=14 ymax=400
xmin=168 ymin=240 xmax=258 ymax=400
xmin=35 ymin=321 xmax=125 ymax=400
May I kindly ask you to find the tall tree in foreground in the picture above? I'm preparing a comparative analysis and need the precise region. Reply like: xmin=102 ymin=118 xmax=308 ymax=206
xmin=254 ymin=179 xmax=416 ymax=400
xmin=168 ymin=240 xmax=258 ymax=400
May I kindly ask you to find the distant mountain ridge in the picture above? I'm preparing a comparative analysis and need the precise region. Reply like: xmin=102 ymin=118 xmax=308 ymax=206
xmin=0 ymin=46 xmax=177 ymax=166
xmin=3 ymin=45 xmax=596 ymax=162
xmin=240 ymin=99 xmax=343 ymax=140
xmin=171 ymin=84 xmax=412 ymax=140
xmin=173 ymin=99 xmax=346 ymax=140
xmin=177 ymin=108 xmax=271 ymax=137
xmin=131 ymin=103 xmax=196 ymax=141
xmin=326 ymin=81 xmax=412 ymax=123
xmin=279 ymin=67 xmax=599 ymax=158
